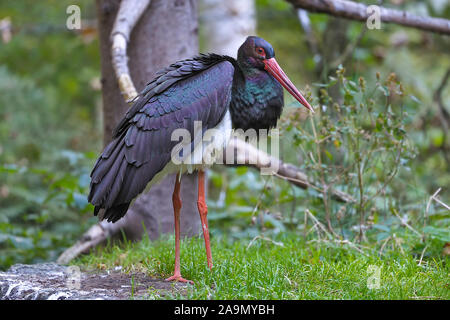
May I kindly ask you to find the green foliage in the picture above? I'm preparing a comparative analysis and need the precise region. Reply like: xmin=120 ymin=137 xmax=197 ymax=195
xmin=290 ymin=68 xmax=416 ymax=238
xmin=0 ymin=150 xmax=97 ymax=269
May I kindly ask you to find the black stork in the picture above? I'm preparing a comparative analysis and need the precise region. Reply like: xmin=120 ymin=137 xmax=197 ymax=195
xmin=88 ymin=36 xmax=313 ymax=283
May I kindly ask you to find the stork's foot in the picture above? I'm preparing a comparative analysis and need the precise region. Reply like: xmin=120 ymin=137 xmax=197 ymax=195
xmin=165 ymin=274 xmax=194 ymax=284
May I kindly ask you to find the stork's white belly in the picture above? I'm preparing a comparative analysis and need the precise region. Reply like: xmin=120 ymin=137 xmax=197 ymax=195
xmin=185 ymin=110 xmax=233 ymax=171
xmin=143 ymin=111 xmax=232 ymax=190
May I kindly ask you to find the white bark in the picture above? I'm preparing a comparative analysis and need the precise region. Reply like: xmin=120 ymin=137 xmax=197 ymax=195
xmin=201 ymin=0 xmax=256 ymax=57
xmin=287 ymin=0 xmax=450 ymax=35
xmin=110 ymin=0 xmax=151 ymax=102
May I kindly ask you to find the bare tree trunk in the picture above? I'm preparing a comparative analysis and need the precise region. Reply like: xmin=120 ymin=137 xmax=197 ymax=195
xmin=201 ymin=0 xmax=256 ymax=57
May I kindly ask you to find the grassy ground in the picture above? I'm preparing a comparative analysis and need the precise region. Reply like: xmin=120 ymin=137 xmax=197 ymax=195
xmin=75 ymin=233 xmax=449 ymax=300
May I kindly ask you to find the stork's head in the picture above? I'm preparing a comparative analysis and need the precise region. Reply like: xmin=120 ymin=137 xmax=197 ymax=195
xmin=237 ymin=36 xmax=314 ymax=113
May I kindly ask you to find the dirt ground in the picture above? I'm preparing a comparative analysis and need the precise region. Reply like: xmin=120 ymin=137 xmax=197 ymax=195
xmin=79 ymin=269 xmax=189 ymax=299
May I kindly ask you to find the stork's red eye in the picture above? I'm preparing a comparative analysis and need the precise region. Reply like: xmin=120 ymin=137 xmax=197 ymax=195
xmin=256 ymin=47 xmax=265 ymax=57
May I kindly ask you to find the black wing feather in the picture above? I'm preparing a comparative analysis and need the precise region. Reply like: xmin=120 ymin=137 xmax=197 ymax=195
xmin=88 ymin=54 xmax=236 ymax=222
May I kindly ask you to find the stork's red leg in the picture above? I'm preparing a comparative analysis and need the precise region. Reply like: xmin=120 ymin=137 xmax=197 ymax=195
xmin=197 ymin=170 xmax=213 ymax=270
xmin=165 ymin=173 xmax=193 ymax=284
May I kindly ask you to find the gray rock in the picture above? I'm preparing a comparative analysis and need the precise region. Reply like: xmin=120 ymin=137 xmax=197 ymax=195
xmin=0 ymin=263 xmax=187 ymax=300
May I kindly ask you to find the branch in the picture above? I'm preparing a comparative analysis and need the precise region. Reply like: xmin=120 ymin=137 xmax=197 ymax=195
xmin=56 ymin=224 xmax=109 ymax=264
xmin=286 ymin=0 xmax=450 ymax=35
xmin=224 ymin=138 xmax=356 ymax=203
xmin=111 ymin=0 xmax=151 ymax=102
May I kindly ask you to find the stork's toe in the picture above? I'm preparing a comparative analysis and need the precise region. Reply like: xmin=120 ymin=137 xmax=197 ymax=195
xmin=165 ymin=274 xmax=194 ymax=284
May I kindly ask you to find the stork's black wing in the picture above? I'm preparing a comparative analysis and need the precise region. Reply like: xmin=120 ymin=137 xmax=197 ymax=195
xmin=88 ymin=54 xmax=237 ymax=222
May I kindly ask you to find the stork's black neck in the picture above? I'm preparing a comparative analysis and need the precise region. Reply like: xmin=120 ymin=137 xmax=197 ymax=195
xmin=229 ymin=63 xmax=284 ymax=131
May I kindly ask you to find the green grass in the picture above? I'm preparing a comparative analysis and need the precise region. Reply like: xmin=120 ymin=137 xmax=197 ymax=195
xmin=76 ymin=233 xmax=449 ymax=300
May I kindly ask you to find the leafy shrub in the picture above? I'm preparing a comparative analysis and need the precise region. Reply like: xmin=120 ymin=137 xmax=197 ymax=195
xmin=208 ymin=67 xmax=447 ymax=258
xmin=0 ymin=150 xmax=96 ymax=270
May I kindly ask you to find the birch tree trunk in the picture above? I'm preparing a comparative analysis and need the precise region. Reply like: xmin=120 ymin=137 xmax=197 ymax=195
xmin=200 ymin=0 xmax=256 ymax=57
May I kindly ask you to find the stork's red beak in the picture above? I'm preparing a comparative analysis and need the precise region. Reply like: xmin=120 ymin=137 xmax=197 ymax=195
xmin=264 ymin=58 xmax=314 ymax=113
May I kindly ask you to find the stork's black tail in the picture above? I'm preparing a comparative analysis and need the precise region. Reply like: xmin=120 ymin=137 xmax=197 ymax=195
xmin=88 ymin=134 xmax=130 ymax=223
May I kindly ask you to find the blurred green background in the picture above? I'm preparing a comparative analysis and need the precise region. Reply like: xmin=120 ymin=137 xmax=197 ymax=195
xmin=0 ymin=0 xmax=449 ymax=270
